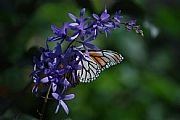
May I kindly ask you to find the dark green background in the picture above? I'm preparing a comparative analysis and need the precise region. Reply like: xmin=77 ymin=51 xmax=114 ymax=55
xmin=0 ymin=0 xmax=180 ymax=120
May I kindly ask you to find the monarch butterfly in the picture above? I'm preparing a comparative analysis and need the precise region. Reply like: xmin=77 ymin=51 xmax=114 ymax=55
xmin=77 ymin=50 xmax=124 ymax=83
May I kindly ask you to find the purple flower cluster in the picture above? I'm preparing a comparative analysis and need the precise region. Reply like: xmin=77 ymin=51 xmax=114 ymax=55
xmin=31 ymin=43 xmax=84 ymax=114
xmin=124 ymin=20 xmax=144 ymax=36
xmin=31 ymin=8 xmax=143 ymax=115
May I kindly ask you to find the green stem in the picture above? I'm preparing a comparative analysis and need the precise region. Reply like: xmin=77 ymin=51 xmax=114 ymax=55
xmin=64 ymin=39 xmax=76 ymax=52
xmin=39 ymin=84 xmax=52 ymax=120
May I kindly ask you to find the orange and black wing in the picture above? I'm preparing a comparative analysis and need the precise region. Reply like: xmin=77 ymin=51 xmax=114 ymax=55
xmin=77 ymin=50 xmax=124 ymax=83
xmin=88 ymin=50 xmax=124 ymax=70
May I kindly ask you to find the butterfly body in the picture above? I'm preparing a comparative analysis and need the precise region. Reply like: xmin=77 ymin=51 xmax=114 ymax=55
xmin=77 ymin=50 xmax=124 ymax=83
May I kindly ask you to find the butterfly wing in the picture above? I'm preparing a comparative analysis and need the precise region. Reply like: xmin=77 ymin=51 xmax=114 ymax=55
xmin=88 ymin=50 xmax=124 ymax=70
xmin=77 ymin=50 xmax=123 ymax=83
xmin=77 ymin=55 xmax=101 ymax=83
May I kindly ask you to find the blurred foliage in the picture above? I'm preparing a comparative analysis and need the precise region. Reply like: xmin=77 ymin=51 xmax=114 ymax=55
xmin=0 ymin=0 xmax=180 ymax=120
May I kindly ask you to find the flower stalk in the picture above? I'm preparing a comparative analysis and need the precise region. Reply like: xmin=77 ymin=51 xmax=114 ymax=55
xmin=39 ymin=84 xmax=52 ymax=120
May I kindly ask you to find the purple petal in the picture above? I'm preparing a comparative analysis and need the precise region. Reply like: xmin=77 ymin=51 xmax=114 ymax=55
xmin=40 ymin=53 xmax=44 ymax=61
xmin=33 ymin=64 xmax=36 ymax=71
xmin=54 ymin=42 xmax=62 ymax=55
xmin=51 ymin=25 xmax=60 ymax=35
xmin=73 ymin=48 xmax=87 ymax=61
xmin=80 ymin=33 xmax=85 ymax=40
xmin=83 ymin=17 xmax=90 ymax=21
xmin=61 ymin=22 xmax=69 ymax=35
xmin=55 ymin=103 xmax=60 ymax=114
xmin=80 ymin=8 xmax=85 ymax=20
xmin=47 ymin=36 xmax=62 ymax=41
xmin=32 ymin=76 xmax=37 ymax=83
xmin=68 ymin=13 xmax=77 ymax=22
xmin=70 ymin=32 xmax=79 ymax=40
xmin=58 ymin=69 xmax=66 ymax=75
xmin=91 ymin=28 xmax=97 ymax=36
xmin=52 ymin=93 xmax=59 ymax=100
xmin=76 ymin=45 xmax=83 ymax=49
xmin=84 ymin=20 xmax=94 ymax=29
xmin=64 ymin=94 xmax=75 ymax=100
xmin=128 ymin=20 xmax=136 ymax=26
xmin=88 ymin=20 xmax=94 ymax=27
xmin=84 ymin=36 xmax=95 ymax=42
xmin=53 ymin=58 xmax=59 ymax=66
xmin=106 ymin=29 xmax=112 ymax=35
xmin=101 ymin=14 xmax=110 ymax=21
xmin=74 ymin=64 xmax=82 ymax=70
xmin=104 ymin=8 xmax=107 ymax=13
xmin=100 ymin=9 xmax=110 ymax=21
xmin=105 ymin=22 xmax=114 ymax=28
xmin=54 ymin=78 xmax=59 ymax=83
xmin=65 ymin=36 xmax=73 ymax=42
xmin=114 ymin=17 xmax=120 ymax=23
xmin=32 ymin=85 xmax=38 ymax=93
xmin=52 ymin=83 xmax=57 ymax=92
xmin=31 ymin=70 xmax=39 ymax=77
xmin=114 ymin=10 xmax=123 ymax=21
xmin=48 ymin=62 xmax=53 ymax=69
xmin=85 ymin=43 xmax=100 ymax=50
xmin=69 ymin=23 xmax=79 ymax=27
xmin=61 ymin=100 xmax=69 ymax=114
xmin=83 ymin=45 xmax=90 ymax=58
xmin=93 ymin=14 xmax=99 ymax=20
xmin=63 ymin=78 xmax=70 ymax=87
xmin=66 ymin=65 xmax=72 ymax=70
xmin=41 ymin=77 xmax=49 ymax=83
